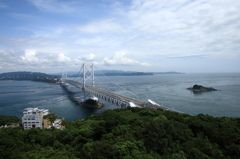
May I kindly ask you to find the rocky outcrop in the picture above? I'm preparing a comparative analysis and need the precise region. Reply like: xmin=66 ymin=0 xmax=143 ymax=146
xmin=187 ymin=85 xmax=218 ymax=92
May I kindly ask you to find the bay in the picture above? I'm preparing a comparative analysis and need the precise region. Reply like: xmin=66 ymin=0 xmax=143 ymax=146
xmin=0 ymin=73 xmax=240 ymax=121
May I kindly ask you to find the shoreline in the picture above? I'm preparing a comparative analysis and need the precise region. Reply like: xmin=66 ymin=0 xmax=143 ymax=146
xmin=0 ymin=79 xmax=59 ymax=84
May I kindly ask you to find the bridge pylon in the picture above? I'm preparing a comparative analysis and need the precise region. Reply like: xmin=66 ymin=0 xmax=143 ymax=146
xmin=82 ymin=63 xmax=95 ymax=100
xmin=61 ymin=70 xmax=68 ymax=82
xmin=82 ymin=63 xmax=95 ymax=89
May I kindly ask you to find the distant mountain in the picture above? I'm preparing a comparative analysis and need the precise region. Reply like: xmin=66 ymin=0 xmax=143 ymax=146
xmin=151 ymin=71 xmax=185 ymax=74
xmin=0 ymin=70 xmax=184 ymax=79
xmin=57 ymin=70 xmax=184 ymax=77
xmin=53 ymin=70 xmax=135 ymax=76
xmin=102 ymin=72 xmax=153 ymax=76
xmin=67 ymin=71 xmax=153 ymax=77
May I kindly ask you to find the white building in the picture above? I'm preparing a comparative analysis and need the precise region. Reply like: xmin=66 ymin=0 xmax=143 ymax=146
xmin=22 ymin=108 xmax=49 ymax=130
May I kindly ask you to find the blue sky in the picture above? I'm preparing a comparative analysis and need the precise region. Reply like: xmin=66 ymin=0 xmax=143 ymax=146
xmin=0 ymin=0 xmax=240 ymax=73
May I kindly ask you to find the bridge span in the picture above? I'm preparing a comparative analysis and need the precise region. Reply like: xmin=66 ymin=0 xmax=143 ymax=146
xmin=66 ymin=79 xmax=179 ymax=113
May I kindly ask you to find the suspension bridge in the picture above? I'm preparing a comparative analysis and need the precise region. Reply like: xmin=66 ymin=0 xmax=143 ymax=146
xmin=60 ymin=64 xmax=179 ymax=112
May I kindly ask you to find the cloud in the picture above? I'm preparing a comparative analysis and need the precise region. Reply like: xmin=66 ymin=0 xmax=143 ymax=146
xmin=125 ymin=0 xmax=240 ymax=59
xmin=27 ymin=0 xmax=76 ymax=13
xmin=78 ymin=19 xmax=122 ymax=34
xmin=79 ymin=53 xmax=95 ymax=61
xmin=75 ymin=37 xmax=103 ymax=45
xmin=0 ymin=66 xmax=2 ymax=69
xmin=1 ymin=0 xmax=240 ymax=73
xmin=141 ymin=63 xmax=151 ymax=66
xmin=104 ymin=52 xmax=150 ymax=66
xmin=0 ymin=49 xmax=19 ymax=63
xmin=57 ymin=53 xmax=71 ymax=62
xmin=20 ymin=50 xmax=40 ymax=63
xmin=19 ymin=50 xmax=71 ymax=66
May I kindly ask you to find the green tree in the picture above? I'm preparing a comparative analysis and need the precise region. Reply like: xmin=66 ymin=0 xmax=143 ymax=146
xmin=43 ymin=113 xmax=57 ymax=127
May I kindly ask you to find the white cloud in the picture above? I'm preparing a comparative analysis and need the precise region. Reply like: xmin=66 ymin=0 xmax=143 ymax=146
xmin=0 ymin=66 xmax=2 ymax=69
xmin=141 ymin=63 xmax=151 ymax=66
xmin=75 ymin=37 xmax=103 ymax=45
xmin=27 ymin=0 xmax=76 ymax=13
xmin=20 ymin=50 xmax=40 ymax=63
xmin=19 ymin=50 xmax=71 ymax=66
xmin=1 ymin=0 xmax=240 ymax=73
xmin=79 ymin=53 xmax=95 ymax=61
xmin=57 ymin=53 xmax=70 ymax=62
xmin=78 ymin=19 xmax=122 ymax=34
xmin=104 ymin=52 xmax=150 ymax=66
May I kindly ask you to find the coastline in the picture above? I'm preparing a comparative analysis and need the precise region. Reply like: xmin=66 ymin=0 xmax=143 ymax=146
xmin=0 ymin=79 xmax=59 ymax=84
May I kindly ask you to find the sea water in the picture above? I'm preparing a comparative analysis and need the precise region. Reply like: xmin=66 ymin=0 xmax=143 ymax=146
xmin=0 ymin=73 xmax=240 ymax=120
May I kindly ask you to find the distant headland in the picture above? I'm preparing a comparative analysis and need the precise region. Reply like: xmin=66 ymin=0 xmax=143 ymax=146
xmin=0 ymin=71 xmax=60 ymax=84
xmin=0 ymin=70 xmax=185 ymax=82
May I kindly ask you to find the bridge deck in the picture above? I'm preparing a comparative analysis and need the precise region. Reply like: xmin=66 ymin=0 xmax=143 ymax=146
xmin=66 ymin=80 xmax=179 ymax=112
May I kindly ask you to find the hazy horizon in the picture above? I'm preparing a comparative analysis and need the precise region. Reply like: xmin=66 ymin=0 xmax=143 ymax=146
xmin=1 ymin=69 xmax=240 ymax=75
xmin=1 ymin=0 xmax=240 ymax=73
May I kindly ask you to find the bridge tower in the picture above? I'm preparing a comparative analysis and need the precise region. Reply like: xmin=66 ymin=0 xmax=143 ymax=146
xmin=82 ymin=63 xmax=95 ymax=89
xmin=82 ymin=63 xmax=95 ymax=99
xmin=61 ymin=71 xmax=68 ymax=82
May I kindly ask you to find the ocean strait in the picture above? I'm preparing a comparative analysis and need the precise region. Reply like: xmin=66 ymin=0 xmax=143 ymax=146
xmin=0 ymin=73 xmax=240 ymax=121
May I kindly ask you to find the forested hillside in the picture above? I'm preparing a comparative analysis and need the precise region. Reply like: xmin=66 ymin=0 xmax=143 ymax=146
xmin=0 ymin=71 xmax=59 ymax=83
xmin=0 ymin=115 xmax=21 ymax=126
xmin=0 ymin=107 xmax=240 ymax=159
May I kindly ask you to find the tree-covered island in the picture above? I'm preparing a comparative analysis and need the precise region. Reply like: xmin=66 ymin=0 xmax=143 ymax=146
xmin=187 ymin=84 xmax=219 ymax=92
xmin=0 ymin=71 xmax=60 ymax=84
xmin=0 ymin=107 xmax=239 ymax=158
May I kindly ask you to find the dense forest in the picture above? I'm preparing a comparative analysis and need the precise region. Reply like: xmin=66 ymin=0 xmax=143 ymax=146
xmin=0 ymin=115 xmax=21 ymax=126
xmin=0 ymin=107 xmax=240 ymax=159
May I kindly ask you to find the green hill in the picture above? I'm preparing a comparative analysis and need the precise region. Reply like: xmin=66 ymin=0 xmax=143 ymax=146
xmin=0 ymin=71 xmax=59 ymax=83
xmin=0 ymin=115 xmax=21 ymax=126
xmin=0 ymin=107 xmax=240 ymax=158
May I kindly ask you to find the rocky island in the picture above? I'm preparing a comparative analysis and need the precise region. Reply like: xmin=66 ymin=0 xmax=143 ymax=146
xmin=187 ymin=84 xmax=218 ymax=92
xmin=80 ymin=97 xmax=104 ymax=109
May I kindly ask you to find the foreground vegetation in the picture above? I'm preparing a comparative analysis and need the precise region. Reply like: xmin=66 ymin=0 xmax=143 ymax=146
xmin=0 ymin=115 xmax=21 ymax=126
xmin=0 ymin=107 xmax=240 ymax=159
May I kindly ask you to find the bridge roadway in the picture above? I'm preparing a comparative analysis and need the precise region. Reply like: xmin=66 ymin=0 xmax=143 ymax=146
xmin=66 ymin=80 xmax=179 ymax=113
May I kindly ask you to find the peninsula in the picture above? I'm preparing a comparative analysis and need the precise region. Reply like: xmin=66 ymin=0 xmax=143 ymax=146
xmin=0 ymin=71 xmax=60 ymax=84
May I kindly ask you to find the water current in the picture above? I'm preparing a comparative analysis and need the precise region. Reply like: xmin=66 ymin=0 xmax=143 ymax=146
xmin=0 ymin=73 xmax=240 ymax=121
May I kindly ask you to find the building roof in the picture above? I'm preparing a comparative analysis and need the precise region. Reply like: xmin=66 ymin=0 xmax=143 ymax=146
xmin=23 ymin=108 xmax=50 ymax=117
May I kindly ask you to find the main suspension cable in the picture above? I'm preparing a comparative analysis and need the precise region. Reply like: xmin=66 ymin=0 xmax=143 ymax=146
xmin=94 ymin=66 xmax=141 ymax=100
xmin=73 ymin=65 xmax=83 ymax=81
xmin=94 ymin=76 xmax=111 ymax=92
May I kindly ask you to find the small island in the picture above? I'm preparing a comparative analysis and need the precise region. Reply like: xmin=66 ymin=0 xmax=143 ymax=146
xmin=187 ymin=84 xmax=218 ymax=92
xmin=80 ymin=97 xmax=104 ymax=109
